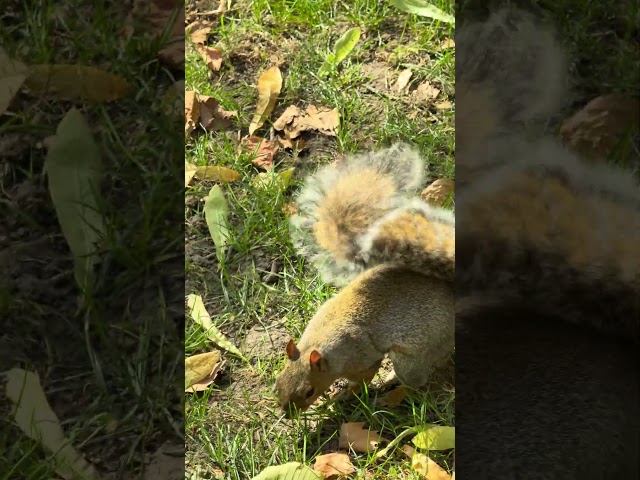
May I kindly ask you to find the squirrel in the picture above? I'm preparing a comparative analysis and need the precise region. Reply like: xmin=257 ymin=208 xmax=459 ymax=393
xmin=454 ymin=6 xmax=639 ymax=478
xmin=274 ymin=143 xmax=455 ymax=415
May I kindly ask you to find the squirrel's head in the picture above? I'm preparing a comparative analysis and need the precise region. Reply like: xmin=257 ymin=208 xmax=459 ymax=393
xmin=274 ymin=338 xmax=334 ymax=417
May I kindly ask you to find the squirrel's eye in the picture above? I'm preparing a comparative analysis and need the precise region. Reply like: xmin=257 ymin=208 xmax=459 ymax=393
xmin=305 ymin=388 xmax=315 ymax=399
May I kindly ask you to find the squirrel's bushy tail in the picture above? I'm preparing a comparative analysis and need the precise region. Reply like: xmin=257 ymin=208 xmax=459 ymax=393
xmin=290 ymin=143 xmax=454 ymax=286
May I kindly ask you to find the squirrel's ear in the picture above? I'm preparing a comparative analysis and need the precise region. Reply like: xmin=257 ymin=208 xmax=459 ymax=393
xmin=286 ymin=339 xmax=300 ymax=360
xmin=309 ymin=350 xmax=324 ymax=370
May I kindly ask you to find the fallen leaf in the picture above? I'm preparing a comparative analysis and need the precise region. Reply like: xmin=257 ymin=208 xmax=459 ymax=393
xmin=185 ymin=351 xmax=222 ymax=391
xmin=421 ymin=179 xmax=454 ymax=206
xmin=338 ymin=422 xmax=383 ymax=453
xmin=416 ymin=82 xmax=440 ymax=102
xmin=396 ymin=68 xmax=413 ymax=92
xmin=186 ymin=21 xmax=212 ymax=44
xmin=185 ymin=90 xmax=200 ymax=134
xmin=238 ymin=136 xmax=278 ymax=170
xmin=412 ymin=425 xmax=455 ymax=451
xmin=187 ymin=294 xmax=248 ymax=362
xmin=313 ymin=452 xmax=356 ymax=479
xmin=411 ymin=452 xmax=451 ymax=480
xmin=559 ymin=93 xmax=640 ymax=163
xmin=250 ymin=462 xmax=321 ymax=480
xmin=435 ymin=100 xmax=453 ymax=110
xmin=185 ymin=161 xmax=198 ymax=187
xmin=45 ymin=108 xmax=106 ymax=292
xmin=3 ymin=368 xmax=102 ymax=480
xmin=0 ymin=47 xmax=27 ymax=115
xmin=275 ymin=135 xmax=306 ymax=151
xmin=377 ymin=386 xmax=407 ymax=406
xmin=273 ymin=104 xmax=340 ymax=139
xmin=253 ymin=167 xmax=295 ymax=192
xmin=199 ymin=95 xmax=237 ymax=131
xmin=196 ymin=45 xmax=223 ymax=71
xmin=319 ymin=27 xmax=361 ymax=76
xmin=195 ymin=165 xmax=241 ymax=183
xmin=24 ymin=65 xmax=132 ymax=102
xmin=390 ymin=0 xmax=455 ymax=24
xmin=401 ymin=445 xmax=416 ymax=457
xmin=282 ymin=202 xmax=298 ymax=216
xmin=438 ymin=38 xmax=455 ymax=50
xmin=143 ymin=442 xmax=184 ymax=480
xmin=203 ymin=185 xmax=230 ymax=262
xmin=249 ymin=66 xmax=283 ymax=135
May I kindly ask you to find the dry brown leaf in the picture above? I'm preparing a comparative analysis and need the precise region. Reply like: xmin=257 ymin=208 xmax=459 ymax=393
xmin=248 ymin=66 xmax=282 ymax=135
xmin=412 ymin=453 xmax=451 ymax=480
xmin=438 ymin=38 xmax=455 ymax=50
xmin=24 ymin=65 xmax=132 ymax=102
xmin=282 ymin=202 xmax=298 ymax=217
xmin=313 ymin=452 xmax=356 ymax=479
xmin=275 ymin=135 xmax=306 ymax=151
xmin=186 ymin=20 xmax=213 ymax=44
xmin=185 ymin=90 xmax=200 ymax=134
xmin=196 ymin=45 xmax=223 ymax=71
xmin=377 ymin=386 xmax=407 ymax=406
xmin=435 ymin=100 xmax=453 ymax=110
xmin=421 ymin=179 xmax=454 ymax=206
xmin=401 ymin=445 xmax=416 ymax=458
xmin=185 ymin=351 xmax=224 ymax=393
xmin=199 ymin=95 xmax=237 ymax=131
xmin=415 ymin=82 xmax=440 ymax=102
xmin=185 ymin=161 xmax=198 ymax=187
xmin=338 ymin=422 xmax=383 ymax=453
xmin=273 ymin=104 xmax=340 ymax=139
xmin=559 ymin=93 xmax=640 ymax=163
xmin=238 ymin=136 xmax=278 ymax=170
xmin=397 ymin=69 xmax=413 ymax=93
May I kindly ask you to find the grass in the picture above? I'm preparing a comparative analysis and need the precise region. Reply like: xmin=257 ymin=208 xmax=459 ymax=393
xmin=1 ymin=0 xmax=184 ymax=477
xmin=185 ymin=0 xmax=455 ymax=479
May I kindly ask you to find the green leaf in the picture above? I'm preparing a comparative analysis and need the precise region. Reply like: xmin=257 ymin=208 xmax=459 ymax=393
xmin=319 ymin=27 xmax=361 ymax=76
xmin=250 ymin=462 xmax=322 ymax=480
xmin=187 ymin=294 xmax=248 ymax=362
xmin=412 ymin=425 xmax=455 ymax=450
xmin=44 ymin=108 xmax=106 ymax=292
xmin=253 ymin=167 xmax=296 ymax=192
xmin=203 ymin=185 xmax=230 ymax=263
xmin=389 ymin=0 xmax=455 ymax=24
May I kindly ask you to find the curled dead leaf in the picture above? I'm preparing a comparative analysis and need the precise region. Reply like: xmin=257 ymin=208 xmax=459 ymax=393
xmin=185 ymin=90 xmax=200 ymax=134
xmin=421 ymin=179 xmax=454 ymax=206
xmin=196 ymin=45 xmax=223 ymax=71
xmin=273 ymin=104 xmax=340 ymax=139
xmin=435 ymin=100 xmax=453 ymax=110
xmin=186 ymin=20 xmax=213 ymax=44
xmin=397 ymin=69 xmax=413 ymax=93
xmin=313 ymin=452 xmax=356 ymax=480
xmin=559 ymin=93 xmax=640 ymax=163
xmin=377 ymin=386 xmax=407 ymax=406
xmin=199 ymin=95 xmax=237 ymax=132
xmin=411 ymin=453 xmax=451 ymax=480
xmin=249 ymin=66 xmax=283 ymax=135
xmin=238 ymin=136 xmax=278 ymax=170
xmin=338 ymin=422 xmax=384 ymax=453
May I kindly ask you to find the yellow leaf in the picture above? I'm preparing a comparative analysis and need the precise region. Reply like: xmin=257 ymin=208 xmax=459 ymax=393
xmin=248 ymin=66 xmax=282 ymax=135
xmin=185 ymin=351 xmax=221 ymax=391
xmin=0 ymin=47 xmax=27 ymax=115
xmin=185 ymin=161 xmax=198 ymax=187
xmin=195 ymin=165 xmax=241 ymax=183
xmin=413 ymin=425 xmax=455 ymax=451
xmin=411 ymin=452 xmax=451 ymax=480
xmin=24 ymin=64 xmax=132 ymax=102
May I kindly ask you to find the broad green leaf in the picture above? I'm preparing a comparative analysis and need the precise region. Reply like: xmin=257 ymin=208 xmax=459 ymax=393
xmin=319 ymin=27 xmax=361 ymax=76
xmin=0 ymin=47 xmax=27 ymax=114
xmin=3 ymin=368 xmax=102 ymax=480
xmin=203 ymin=185 xmax=230 ymax=263
xmin=412 ymin=425 xmax=455 ymax=450
xmin=24 ymin=64 xmax=132 ymax=102
xmin=187 ymin=294 xmax=247 ymax=362
xmin=250 ymin=462 xmax=322 ymax=480
xmin=45 ymin=108 xmax=106 ymax=292
xmin=389 ymin=0 xmax=455 ymax=24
